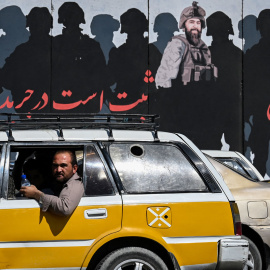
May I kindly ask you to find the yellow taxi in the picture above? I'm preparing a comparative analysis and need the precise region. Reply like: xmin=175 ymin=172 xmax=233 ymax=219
xmin=0 ymin=113 xmax=248 ymax=270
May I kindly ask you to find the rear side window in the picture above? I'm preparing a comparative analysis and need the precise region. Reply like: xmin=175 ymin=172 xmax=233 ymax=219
xmin=109 ymin=143 xmax=208 ymax=193
xmin=84 ymin=146 xmax=114 ymax=196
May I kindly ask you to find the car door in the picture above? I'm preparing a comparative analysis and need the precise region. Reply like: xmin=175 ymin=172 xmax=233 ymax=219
xmin=0 ymin=142 xmax=122 ymax=270
xmin=107 ymin=141 xmax=235 ymax=269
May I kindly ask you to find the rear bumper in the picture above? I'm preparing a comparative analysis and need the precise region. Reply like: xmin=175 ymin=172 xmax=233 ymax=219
xmin=167 ymin=237 xmax=249 ymax=270
xmin=216 ymin=239 xmax=249 ymax=270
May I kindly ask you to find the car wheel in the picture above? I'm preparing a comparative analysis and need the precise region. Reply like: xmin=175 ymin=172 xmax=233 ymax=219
xmin=242 ymin=235 xmax=262 ymax=270
xmin=95 ymin=246 xmax=169 ymax=270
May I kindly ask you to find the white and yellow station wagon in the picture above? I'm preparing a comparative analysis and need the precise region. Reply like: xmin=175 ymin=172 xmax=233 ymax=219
xmin=0 ymin=113 xmax=248 ymax=270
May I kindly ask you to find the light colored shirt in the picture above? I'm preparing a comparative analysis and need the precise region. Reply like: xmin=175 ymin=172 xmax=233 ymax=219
xmin=155 ymin=38 xmax=186 ymax=88
xmin=40 ymin=172 xmax=84 ymax=216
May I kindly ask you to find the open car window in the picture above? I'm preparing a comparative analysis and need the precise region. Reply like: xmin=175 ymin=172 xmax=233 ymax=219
xmin=7 ymin=146 xmax=84 ymax=199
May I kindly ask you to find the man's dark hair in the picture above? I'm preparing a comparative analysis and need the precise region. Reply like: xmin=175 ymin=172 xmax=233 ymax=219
xmin=53 ymin=150 xmax=77 ymax=166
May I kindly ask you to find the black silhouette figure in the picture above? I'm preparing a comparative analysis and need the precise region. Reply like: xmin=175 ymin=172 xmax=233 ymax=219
xmin=206 ymin=11 xmax=243 ymax=151
xmin=238 ymin=15 xmax=261 ymax=53
xmin=108 ymin=8 xmax=161 ymax=114
xmin=90 ymin=14 xmax=120 ymax=114
xmin=90 ymin=14 xmax=120 ymax=64
xmin=0 ymin=7 xmax=52 ymax=113
xmin=0 ymin=6 xmax=29 ymax=115
xmin=244 ymin=9 xmax=270 ymax=176
xmin=152 ymin=13 xmax=179 ymax=54
xmin=52 ymin=2 xmax=107 ymax=113
xmin=0 ymin=6 xmax=30 ymax=67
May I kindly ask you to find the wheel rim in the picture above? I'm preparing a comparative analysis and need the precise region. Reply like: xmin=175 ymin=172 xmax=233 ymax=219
xmin=243 ymin=250 xmax=255 ymax=270
xmin=114 ymin=258 xmax=156 ymax=270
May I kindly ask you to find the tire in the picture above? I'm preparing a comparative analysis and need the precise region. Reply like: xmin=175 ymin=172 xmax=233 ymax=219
xmin=95 ymin=247 xmax=169 ymax=270
xmin=242 ymin=235 xmax=262 ymax=270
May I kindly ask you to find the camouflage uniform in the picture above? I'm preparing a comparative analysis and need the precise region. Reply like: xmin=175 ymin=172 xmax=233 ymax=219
xmin=155 ymin=1 xmax=217 ymax=88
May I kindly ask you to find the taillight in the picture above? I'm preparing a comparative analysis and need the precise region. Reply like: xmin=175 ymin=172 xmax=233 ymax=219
xmin=230 ymin=202 xmax=242 ymax=236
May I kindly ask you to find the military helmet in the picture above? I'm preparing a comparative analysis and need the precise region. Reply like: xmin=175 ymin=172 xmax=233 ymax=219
xmin=58 ymin=2 xmax=85 ymax=25
xmin=26 ymin=7 xmax=53 ymax=28
xmin=91 ymin=15 xmax=120 ymax=36
xmin=179 ymin=1 xmax=206 ymax=29
xmin=153 ymin=13 xmax=179 ymax=33
xmin=206 ymin=11 xmax=234 ymax=36
xmin=120 ymin=8 xmax=148 ymax=34
xmin=0 ymin=6 xmax=26 ymax=30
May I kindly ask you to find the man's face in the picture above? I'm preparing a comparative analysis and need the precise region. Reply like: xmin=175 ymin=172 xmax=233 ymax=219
xmin=185 ymin=18 xmax=202 ymax=46
xmin=52 ymin=152 xmax=77 ymax=182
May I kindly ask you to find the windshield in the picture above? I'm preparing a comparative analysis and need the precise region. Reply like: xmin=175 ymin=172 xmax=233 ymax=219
xmin=219 ymin=158 xmax=247 ymax=175
xmin=215 ymin=157 xmax=260 ymax=181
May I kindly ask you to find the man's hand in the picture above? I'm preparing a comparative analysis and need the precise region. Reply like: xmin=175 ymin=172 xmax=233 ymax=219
xmin=20 ymin=185 xmax=43 ymax=201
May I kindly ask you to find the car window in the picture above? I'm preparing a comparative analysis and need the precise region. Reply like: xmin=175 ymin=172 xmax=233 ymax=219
xmin=215 ymin=157 xmax=259 ymax=181
xmin=219 ymin=158 xmax=247 ymax=175
xmin=84 ymin=145 xmax=114 ymax=196
xmin=7 ymin=146 xmax=84 ymax=200
xmin=109 ymin=143 xmax=208 ymax=193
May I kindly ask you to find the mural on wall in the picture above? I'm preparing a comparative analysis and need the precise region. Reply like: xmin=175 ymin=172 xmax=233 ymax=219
xmin=0 ymin=5 xmax=30 ymax=115
xmin=0 ymin=0 xmax=269 ymax=177
xmin=152 ymin=2 xmax=222 ymax=151
xmin=107 ymin=8 xmax=161 ymax=114
xmin=51 ymin=2 xmax=108 ymax=114
xmin=1 ymin=7 xmax=52 ymax=113
xmin=244 ymin=9 xmax=270 ymax=177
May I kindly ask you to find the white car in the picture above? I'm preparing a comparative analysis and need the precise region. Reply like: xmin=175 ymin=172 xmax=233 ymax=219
xmin=203 ymin=150 xmax=264 ymax=181
xmin=203 ymin=150 xmax=270 ymax=270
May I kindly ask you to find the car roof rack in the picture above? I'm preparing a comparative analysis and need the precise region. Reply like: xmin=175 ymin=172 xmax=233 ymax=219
xmin=0 ymin=113 xmax=160 ymax=142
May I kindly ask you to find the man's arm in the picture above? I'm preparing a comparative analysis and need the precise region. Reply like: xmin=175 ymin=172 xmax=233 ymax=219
xmin=40 ymin=180 xmax=84 ymax=216
xmin=20 ymin=177 xmax=84 ymax=216
xmin=155 ymin=38 xmax=186 ymax=88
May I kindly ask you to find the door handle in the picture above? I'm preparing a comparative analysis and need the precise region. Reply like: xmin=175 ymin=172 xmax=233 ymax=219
xmin=84 ymin=208 xmax=107 ymax=219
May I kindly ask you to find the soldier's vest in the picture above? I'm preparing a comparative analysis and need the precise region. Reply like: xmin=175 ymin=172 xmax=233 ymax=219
xmin=173 ymin=35 xmax=218 ymax=85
